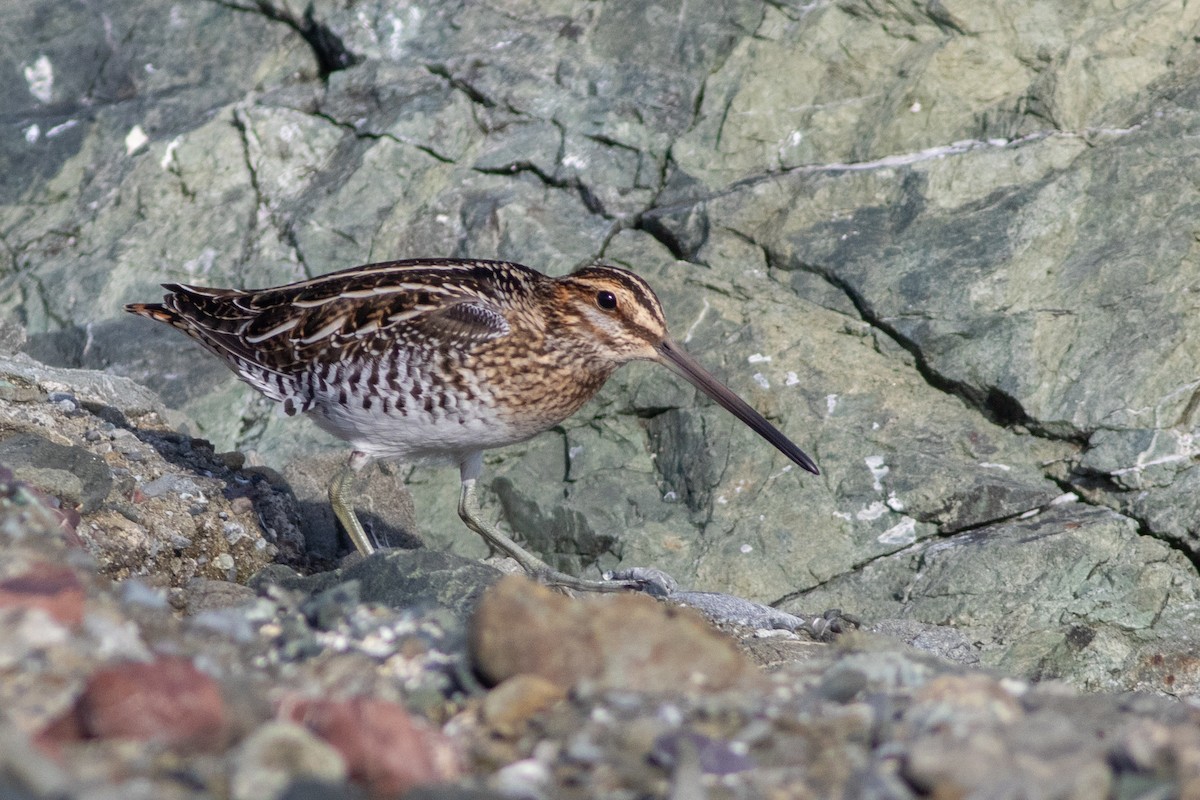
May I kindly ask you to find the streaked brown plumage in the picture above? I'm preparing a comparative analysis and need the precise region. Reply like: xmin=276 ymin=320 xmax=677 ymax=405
xmin=127 ymin=258 xmax=818 ymax=591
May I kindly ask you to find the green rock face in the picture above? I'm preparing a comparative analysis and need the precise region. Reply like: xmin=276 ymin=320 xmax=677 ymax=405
xmin=6 ymin=0 xmax=1200 ymax=690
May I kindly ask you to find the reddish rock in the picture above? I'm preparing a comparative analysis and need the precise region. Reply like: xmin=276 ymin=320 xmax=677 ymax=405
xmin=48 ymin=655 xmax=228 ymax=751
xmin=281 ymin=696 xmax=456 ymax=798
xmin=469 ymin=575 xmax=761 ymax=693
xmin=0 ymin=562 xmax=86 ymax=627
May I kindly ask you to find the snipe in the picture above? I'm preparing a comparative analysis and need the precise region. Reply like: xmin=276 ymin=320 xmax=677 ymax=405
xmin=127 ymin=259 xmax=819 ymax=591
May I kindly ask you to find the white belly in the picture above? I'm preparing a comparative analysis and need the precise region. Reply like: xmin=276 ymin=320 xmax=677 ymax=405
xmin=308 ymin=397 xmax=533 ymax=463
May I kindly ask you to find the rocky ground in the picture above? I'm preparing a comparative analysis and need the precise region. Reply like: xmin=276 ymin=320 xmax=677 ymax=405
xmin=5 ymin=0 xmax=1200 ymax=797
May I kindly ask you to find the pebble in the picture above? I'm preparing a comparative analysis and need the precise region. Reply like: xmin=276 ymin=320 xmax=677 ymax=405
xmin=907 ymin=673 xmax=1023 ymax=732
xmin=47 ymin=392 xmax=80 ymax=413
xmin=650 ymin=730 xmax=755 ymax=776
xmin=118 ymin=579 xmax=169 ymax=609
xmin=489 ymin=758 xmax=551 ymax=799
xmin=214 ymin=552 xmax=237 ymax=580
xmin=182 ymin=577 xmax=258 ymax=614
xmin=480 ymin=675 xmax=566 ymax=737
xmin=49 ymin=655 xmax=228 ymax=751
xmin=190 ymin=608 xmax=259 ymax=643
xmin=0 ymin=718 xmax=69 ymax=797
xmin=0 ymin=607 xmax=70 ymax=669
xmin=231 ymin=722 xmax=348 ymax=800
xmin=469 ymin=575 xmax=760 ymax=693
xmin=0 ymin=562 xmax=86 ymax=627
xmin=280 ymin=696 xmax=457 ymax=797
xmin=140 ymin=474 xmax=203 ymax=499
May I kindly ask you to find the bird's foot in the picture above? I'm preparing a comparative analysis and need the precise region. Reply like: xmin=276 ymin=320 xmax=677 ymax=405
xmin=527 ymin=566 xmax=644 ymax=594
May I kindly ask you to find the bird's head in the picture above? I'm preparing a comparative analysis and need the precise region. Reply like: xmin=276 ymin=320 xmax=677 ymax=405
xmin=552 ymin=265 xmax=669 ymax=363
xmin=551 ymin=264 xmax=819 ymax=475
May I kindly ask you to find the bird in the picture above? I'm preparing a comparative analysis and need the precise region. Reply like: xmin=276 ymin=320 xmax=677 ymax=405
xmin=126 ymin=259 xmax=819 ymax=591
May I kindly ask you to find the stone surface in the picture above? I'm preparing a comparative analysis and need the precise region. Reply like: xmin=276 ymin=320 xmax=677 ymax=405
xmin=796 ymin=503 xmax=1200 ymax=693
xmin=0 ymin=432 xmax=112 ymax=514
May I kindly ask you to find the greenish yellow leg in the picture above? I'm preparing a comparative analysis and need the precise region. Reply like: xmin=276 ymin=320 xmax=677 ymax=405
xmin=458 ymin=454 xmax=636 ymax=593
xmin=330 ymin=451 xmax=375 ymax=556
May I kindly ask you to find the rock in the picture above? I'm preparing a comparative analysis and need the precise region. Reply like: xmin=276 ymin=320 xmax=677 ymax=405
xmin=401 ymin=788 xmax=509 ymax=800
xmin=0 ymin=353 xmax=168 ymax=419
xmin=0 ymin=717 xmax=70 ymax=798
xmin=49 ymin=655 xmax=229 ymax=752
xmin=797 ymin=504 xmax=1200 ymax=693
xmin=0 ymin=319 xmax=27 ymax=356
xmin=0 ymin=561 xmax=86 ymax=627
xmin=0 ymin=464 xmax=82 ymax=547
xmin=281 ymin=451 xmax=421 ymax=559
xmin=231 ymin=722 xmax=348 ymax=800
xmin=258 ymin=547 xmax=502 ymax=620
xmin=469 ymin=575 xmax=761 ymax=692
xmin=479 ymin=675 xmax=566 ymax=738
xmin=278 ymin=780 xmax=369 ymax=800
xmin=1113 ymin=718 xmax=1200 ymax=792
xmin=650 ymin=730 xmax=755 ymax=776
xmin=0 ymin=432 xmax=112 ymax=514
xmin=244 ymin=571 xmax=476 ymax=713
xmin=0 ymin=603 xmax=71 ymax=673
xmin=279 ymin=696 xmax=457 ymax=798
xmin=871 ymin=620 xmax=982 ymax=667
xmin=0 ymin=376 xmax=293 ymax=586
xmin=907 ymin=674 xmax=1024 ymax=730
xmin=488 ymin=759 xmax=553 ymax=800
xmin=182 ymin=577 xmax=259 ymax=615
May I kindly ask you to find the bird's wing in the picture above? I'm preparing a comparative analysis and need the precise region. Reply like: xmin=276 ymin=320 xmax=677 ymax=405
xmin=163 ymin=280 xmax=511 ymax=373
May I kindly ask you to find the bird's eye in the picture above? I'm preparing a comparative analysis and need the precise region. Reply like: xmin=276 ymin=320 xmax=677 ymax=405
xmin=596 ymin=290 xmax=618 ymax=310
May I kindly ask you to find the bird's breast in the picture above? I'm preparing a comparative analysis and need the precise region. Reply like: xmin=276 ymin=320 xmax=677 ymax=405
xmin=298 ymin=338 xmax=612 ymax=460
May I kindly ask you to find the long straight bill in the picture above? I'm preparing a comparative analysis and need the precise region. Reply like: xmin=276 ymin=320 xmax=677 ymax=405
xmin=655 ymin=339 xmax=819 ymax=475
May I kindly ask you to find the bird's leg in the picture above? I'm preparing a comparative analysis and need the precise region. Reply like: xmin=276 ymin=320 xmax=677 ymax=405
xmin=330 ymin=450 xmax=375 ymax=556
xmin=457 ymin=454 xmax=636 ymax=593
